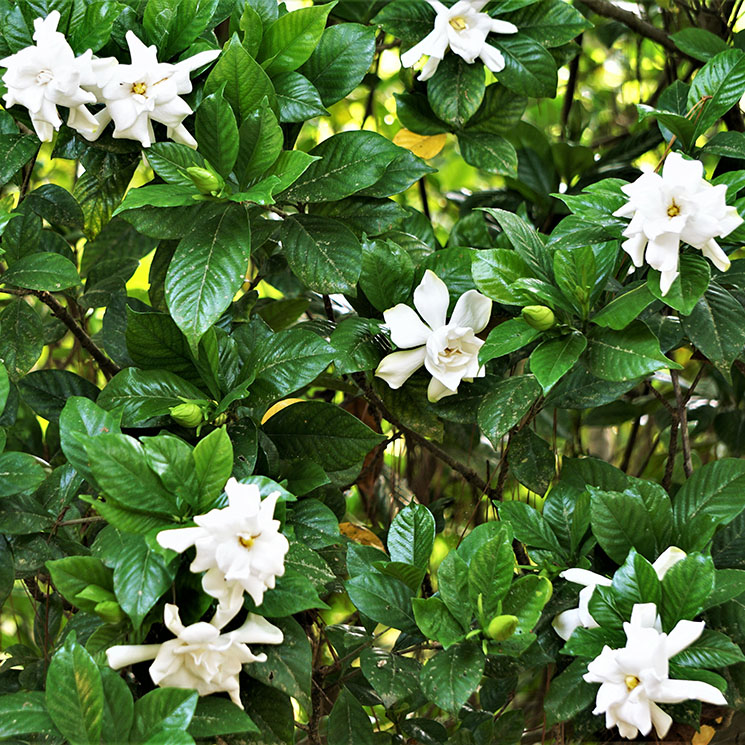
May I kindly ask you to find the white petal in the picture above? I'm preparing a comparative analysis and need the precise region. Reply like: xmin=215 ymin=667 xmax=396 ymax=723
xmin=659 ymin=269 xmax=678 ymax=297
xmin=106 ymin=644 xmax=161 ymax=669
xmin=719 ymin=206 xmax=743 ymax=237
xmin=490 ymin=19 xmax=518 ymax=34
xmin=649 ymin=677 xmax=726 ymax=705
xmin=649 ymin=702 xmax=673 ymax=739
xmin=418 ymin=56 xmax=442 ymax=81
xmin=552 ymin=608 xmax=582 ymax=641
xmin=383 ymin=304 xmax=432 ymax=347
xmin=449 ymin=290 xmax=492 ymax=333
xmin=414 ymin=270 xmax=450 ymax=330
xmin=645 ymin=232 xmax=680 ymax=273
xmin=665 ymin=619 xmax=705 ymax=658
xmin=427 ymin=375 xmax=457 ymax=402
xmin=375 ymin=347 xmax=427 ymax=389
xmin=629 ymin=603 xmax=659 ymax=630
xmin=702 ymin=238 xmax=731 ymax=272
xmin=479 ymin=44 xmax=507 ymax=74
xmin=662 ymin=152 xmax=704 ymax=186
xmin=651 ymin=547 xmax=686 ymax=579
xmin=230 ymin=613 xmax=284 ymax=646
xmin=621 ymin=233 xmax=647 ymax=267
xmin=156 ymin=526 xmax=204 ymax=554
xmin=560 ymin=568 xmax=612 ymax=588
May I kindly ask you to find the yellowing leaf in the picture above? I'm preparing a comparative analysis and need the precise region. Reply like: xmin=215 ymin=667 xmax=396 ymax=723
xmin=339 ymin=521 xmax=386 ymax=550
xmin=261 ymin=398 xmax=305 ymax=424
xmin=392 ymin=129 xmax=447 ymax=160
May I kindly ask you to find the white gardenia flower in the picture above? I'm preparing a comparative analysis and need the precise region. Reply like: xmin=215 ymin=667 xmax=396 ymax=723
xmin=584 ymin=603 xmax=727 ymax=740
xmin=0 ymin=11 xmax=99 ymax=142
xmin=157 ymin=478 xmax=289 ymax=609
xmin=553 ymin=547 xmax=686 ymax=641
xmin=613 ymin=152 xmax=743 ymax=296
xmin=106 ymin=603 xmax=282 ymax=709
xmin=400 ymin=0 xmax=517 ymax=81
xmin=83 ymin=31 xmax=220 ymax=147
xmin=375 ymin=269 xmax=492 ymax=402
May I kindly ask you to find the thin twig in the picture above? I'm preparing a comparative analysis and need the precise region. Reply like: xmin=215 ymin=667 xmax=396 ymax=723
xmin=662 ymin=417 xmax=679 ymax=491
xmin=671 ymin=370 xmax=693 ymax=479
xmin=620 ymin=416 xmax=641 ymax=474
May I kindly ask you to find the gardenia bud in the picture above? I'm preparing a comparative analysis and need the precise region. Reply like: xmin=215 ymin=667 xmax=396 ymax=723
xmin=170 ymin=403 xmax=204 ymax=428
xmin=212 ymin=412 xmax=229 ymax=427
xmin=94 ymin=600 xmax=126 ymax=624
xmin=522 ymin=305 xmax=556 ymax=331
xmin=486 ymin=614 xmax=519 ymax=641
xmin=186 ymin=166 xmax=223 ymax=194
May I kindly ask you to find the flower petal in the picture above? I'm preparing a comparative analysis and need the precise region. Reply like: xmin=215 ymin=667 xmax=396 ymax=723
xmin=662 ymin=151 xmax=703 ymax=186
xmin=490 ymin=19 xmax=518 ymax=34
xmin=383 ymin=304 xmax=432 ymax=348
xmin=414 ymin=270 xmax=450 ymax=330
xmin=552 ymin=608 xmax=583 ymax=641
xmin=449 ymin=290 xmax=492 ymax=333
xmin=702 ymin=238 xmax=731 ymax=272
xmin=649 ymin=702 xmax=673 ymax=739
xmin=427 ymin=375 xmax=457 ymax=402
xmin=651 ymin=546 xmax=686 ymax=579
xmin=375 ymin=347 xmax=426 ymax=389
xmin=106 ymin=644 xmax=161 ymax=669
xmin=665 ymin=619 xmax=705 ymax=658
xmin=156 ymin=526 xmax=204 ymax=554
xmin=647 ymin=677 xmax=726 ymax=705
xmin=230 ymin=613 xmax=284 ymax=646
xmin=560 ymin=568 xmax=612 ymax=588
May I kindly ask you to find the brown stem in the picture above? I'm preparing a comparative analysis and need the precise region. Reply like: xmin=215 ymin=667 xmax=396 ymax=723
xmin=671 ymin=370 xmax=693 ymax=479
xmin=662 ymin=417 xmax=679 ymax=491
xmin=579 ymin=0 xmax=691 ymax=58
xmin=561 ymin=34 xmax=582 ymax=137
xmin=0 ymin=288 xmax=120 ymax=379
xmin=620 ymin=416 xmax=641 ymax=474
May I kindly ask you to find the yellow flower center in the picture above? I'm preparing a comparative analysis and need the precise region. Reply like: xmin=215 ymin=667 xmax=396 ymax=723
xmin=131 ymin=81 xmax=148 ymax=95
xmin=625 ymin=675 xmax=640 ymax=691
xmin=449 ymin=16 xmax=467 ymax=31
xmin=238 ymin=534 xmax=257 ymax=549
xmin=667 ymin=200 xmax=680 ymax=218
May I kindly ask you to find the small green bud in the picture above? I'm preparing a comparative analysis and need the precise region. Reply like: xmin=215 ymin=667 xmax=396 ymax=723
xmin=170 ymin=403 xmax=205 ymax=428
xmin=485 ymin=614 xmax=519 ymax=641
xmin=76 ymin=584 xmax=116 ymax=605
xmin=212 ymin=412 xmax=229 ymax=427
xmin=522 ymin=305 xmax=556 ymax=331
xmin=94 ymin=600 xmax=125 ymax=624
xmin=186 ymin=166 xmax=224 ymax=194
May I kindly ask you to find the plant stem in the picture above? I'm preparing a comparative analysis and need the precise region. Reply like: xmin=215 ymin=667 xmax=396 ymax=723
xmin=671 ymin=370 xmax=692 ymax=479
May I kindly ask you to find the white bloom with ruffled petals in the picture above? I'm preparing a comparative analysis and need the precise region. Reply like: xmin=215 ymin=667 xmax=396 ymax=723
xmin=584 ymin=603 xmax=727 ymax=740
xmin=375 ymin=270 xmax=492 ymax=402
xmin=400 ymin=0 xmax=518 ymax=81
xmin=553 ymin=547 xmax=686 ymax=641
xmin=613 ymin=152 xmax=743 ymax=296
xmin=0 ymin=11 xmax=99 ymax=141
xmin=157 ymin=478 xmax=289 ymax=610
xmin=84 ymin=31 xmax=219 ymax=147
xmin=106 ymin=603 xmax=282 ymax=708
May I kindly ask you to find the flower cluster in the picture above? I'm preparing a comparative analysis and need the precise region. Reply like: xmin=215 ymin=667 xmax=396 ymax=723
xmin=584 ymin=603 xmax=726 ymax=739
xmin=375 ymin=270 xmax=492 ymax=402
xmin=108 ymin=478 xmax=289 ymax=708
xmin=0 ymin=11 xmax=219 ymax=146
xmin=400 ymin=0 xmax=518 ymax=80
xmin=614 ymin=152 xmax=743 ymax=295
xmin=553 ymin=546 xmax=686 ymax=641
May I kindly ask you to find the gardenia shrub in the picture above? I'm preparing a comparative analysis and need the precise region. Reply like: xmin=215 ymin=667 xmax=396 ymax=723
xmin=1 ymin=0 xmax=745 ymax=743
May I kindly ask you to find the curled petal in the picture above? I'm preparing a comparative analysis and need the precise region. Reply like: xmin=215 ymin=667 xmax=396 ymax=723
xmin=665 ymin=619 xmax=705 ymax=658
xmin=649 ymin=702 xmax=673 ymax=739
xmin=106 ymin=644 xmax=161 ymax=670
xmin=383 ymin=303 xmax=432 ymax=347
xmin=427 ymin=375 xmax=457 ymax=402
xmin=702 ymin=238 xmax=731 ymax=273
xmin=230 ymin=613 xmax=284 ymax=646
xmin=552 ymin=608 xmax=583 ymax=641
xmin=450 ymin=290 xmax=492 ymax=333
xmin=490 ymin=19 xmax=518 ymax=34
xmin=620 ymin=233 xmax=647 ymax=268
xmin=479 ymin=43 xmax=507 ymax=74
xmin=651 ymin=546 xmax=686 ymax=579
xmin=375 ymin=346 xmax=426 ymax=389
xmin=157 ymin=526 xmax=205 ymax=554
xmin=414 ymin=270 xmax=450 ymax=330
xmin=647 ymin=677 xmax=726 ymax=706
xmin=560 ymin=568 xmax=612 ymax=588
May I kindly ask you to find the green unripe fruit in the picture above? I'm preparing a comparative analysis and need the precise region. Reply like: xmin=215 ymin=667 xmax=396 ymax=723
xmin=94 ymin=600 xmax=126 ymax=624
xmin=522 ymin=305 xmax=556 ymax=331
xmin=170 ymin=403 xmax=205 ymax=428
xmin=186 ymin=166 xmax=223 ymax=194
xmin=485 ymin=614 xmax=519 ymax=641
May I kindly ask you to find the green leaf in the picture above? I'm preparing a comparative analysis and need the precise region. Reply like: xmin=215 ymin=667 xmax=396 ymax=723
xmin=662 ymin=553 xmax=715 ymax=629
xmin=346 ymin=572 xmax=417 ymax=634
xmin=479 ymin=318 xmax=541 ymax=364
xmin=412 ymin=596 xmax=466 ymax=648
xmin=326 ymin=688 xmax=375 ymax=745
xmin=458 ymin=132 xmax=518 ymax=177
xmin=67 ymin=2 xmax=122 ymax=55
xmin=499 ymin=500 xmax=563 ymax=554
xmin=427 ymin=54 xmax=485 ymax=129
xmin=45 ymin=634 xmax=104 ymax=745
xmin=0 ymin=451 xmax=47 ymax=497
xmin=501 ymin=574 xmax=552 ymax=640
xmin=437 ymin=550 xmax=471 ymax=630
xmin=504 ymin=0 xmax=590 ymax=47
xmin=46 ymin=556 xmax=113 ymax=612
xmin=530 ymin=332 xmax=586 ymax=393
xmin=2 ymin=251 xmax=80 ymax=291
xmin=648 ymin=253 xmax=710 ymax=316
xmin=188 ymin=698 xmax=259 ymax=738
xmin=360 ymin=648 xmax=421 ymax=708
xmin=388 ymin=503 xmax=435 ymax=570
xmin=235 ymin=97 xmax=283 ymax=187
xmin=680 ymin=283 xmax=745 ymax=380
xmin=688 ymin=49 xmax=745 ymax=140
xmin=466 ymin=83 xmax=527 ymax=135
xmin=165 ymin=202 xmax=251 ymax=352
xmin=490 ymin=36 xmax=557 ymax=98
xmin=259 ymin=3 xmax=334 ymax=74
xmin=671 ymin=28 xmax=729 ymax=62
xmin=477 ymin=374 xmax=541 ymax=447
xmin=673 ymin=629 xmax=745 ymax=668
xmin=245 ymin=617 xmax=311 ymax=710
xmin=468 ymin=530 xmax=515 ymax=620
xmin=273 ymin=71 xmax=328 ymax=122
xmin=145 ymin=143 xmax=206 ymax=187
xmin=0 ymin=536 xmax=13 ymax=608
xmin=193 ymin=427 xmax=233 ymax=510
xmin=204 ymin=35 xmax=276 ymax=123
xmin=280 ymin=131 xmax=401 ymax=203
xmin=195 ymin=88 xmax=239 ymax=178
xmin=359 ymin=238 xmax=415 ymax=311
xmin=587 ymin=322 xmax=680 ymax=382
xmin=131 ymin=688 xmax=198 ymax=744
xmin=509 ymin=428 xmax=556 ymax=495
xmin=85 ymin=433 xmax=178 ymax=514
xmin=592 ymin=284 xmax=655 ymax=330
xmin=299 ymin=23 xmax=376 ymax=105
xmin=143 ymin=0 xmax=218 ymax=59
xmin=0 ymin=691 xmax=56 ymax=739
xmin=0 ymin=134 xmax=39 ymax=186
xmin=419 ymin=642 xmax=485 ymax=714
xmin=544 ymin=659 xmax=598 ymax=724
xmin=97 ymin=368 xmax=206 ymax=427
xmin=19 ymin=369 xmax=99 ymax=422
xmin=279 ymin=214 xmax=362 ymax=293
xmin=702 ymin=130 xmax=745 ymax=159
xmin=115 ymin=184 xmax=199 ymax=211
xmin=372 ymin=0 xmax=435 ymax=43
xmin=611 ymin=549 xmax=661 ymax=616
